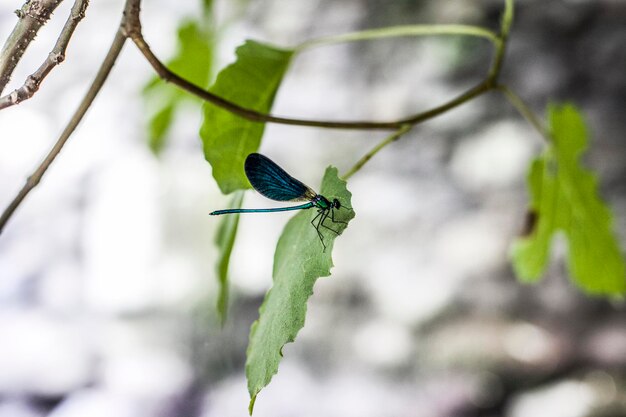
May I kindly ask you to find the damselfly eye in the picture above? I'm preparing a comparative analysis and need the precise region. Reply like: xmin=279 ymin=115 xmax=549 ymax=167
xmin=333 ymin=199 xmax=341 ymax=209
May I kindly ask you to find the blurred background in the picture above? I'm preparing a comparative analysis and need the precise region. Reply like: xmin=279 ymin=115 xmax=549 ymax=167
xmin=0 ymin=0 xmax=625 ymax=416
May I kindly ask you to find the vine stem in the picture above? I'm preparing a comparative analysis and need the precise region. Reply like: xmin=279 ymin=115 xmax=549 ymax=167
xmin=0 ymin=29 xmax=126 ymax=234
xmin=497 ymin=84 xmax=548 ymax=140
xmin=342 ymin=125 xmax=413 ymax=181
xmin=128 ymin=31 xmax=493 ymax=130
xmin=338 ymin=0 xmax=515 ymax=179
xmin=122 ymin=0 xmax=508 ymax=130
xmin=297 ymin=24 xmax=500 ymax=51
xmin=489 ymin=0 xmax=514 ymax=81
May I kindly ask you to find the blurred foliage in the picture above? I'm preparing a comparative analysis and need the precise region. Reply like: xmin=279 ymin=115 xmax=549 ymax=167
xmin=511 ymin=104 xmax=626 ymax=294
xmin=245 ymin=167 xmax=355 ymax=413
xmin=143 ymin=5 xmax=214 ymax=154
xmin=199 ymin=40 xmax=293 ymax=194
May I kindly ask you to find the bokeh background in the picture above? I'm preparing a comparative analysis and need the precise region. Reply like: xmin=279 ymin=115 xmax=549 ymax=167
xmin=0 ymin=0 xmax=625 ymax=416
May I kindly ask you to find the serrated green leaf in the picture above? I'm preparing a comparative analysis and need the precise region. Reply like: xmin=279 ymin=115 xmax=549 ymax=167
xmin=143 ymin=19 xmax=214 ymax=154
xmin=245 ymin=167 xmax=355 ymax=413
xmin=511 ymin=104 xmax=626 ymax=294
xmin=200 ymin=41 xmax=294 ymax=194
xmin=215 ymin=191 xmax=244 ymax=326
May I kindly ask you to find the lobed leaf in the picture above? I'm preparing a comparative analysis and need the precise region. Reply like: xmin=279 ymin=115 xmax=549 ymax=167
xmin=200 ymin=41 xmax=294 ymax=194
xmin=245 ymin=167 xmax=355 ymax=413
xmin=511 ymin=104 xmax=626 ymax=294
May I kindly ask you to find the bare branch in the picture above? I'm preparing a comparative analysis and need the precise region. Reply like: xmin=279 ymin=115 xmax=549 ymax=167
xmin=0 ymin=0 xmax=64 ymax=95
xmin=0 ymin=0 xmax=138 ymax=234
xmin=0 ymin=0 xmax=89 ymax=110
xmin=0 ymin=28 xmax=126 ymax=234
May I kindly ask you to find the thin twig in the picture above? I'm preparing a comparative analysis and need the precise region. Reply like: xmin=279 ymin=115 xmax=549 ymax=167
xmin=497 ymin=84 xmax=548 ymax=140
xmin=0 ymin=0 xmax=64 ymax=95
xmin=128 ymin=31 xmax=392 ymax=130
xmin=121 ymin=0 xmax=500 ymax=130
xmin=488 ymin=0 xmax=514 ymax=82
xmin=342 ymin=124 xmax=413 ymax=181
xmin=297 ymin=24 xmax=499 ymax=51
xmin=337 ymin=0 xmax=514 ymax=178
xmin=0 ymin=0 xmax=89 ymax=110
xmin=0 ymin=29 xmax=126 ymax=234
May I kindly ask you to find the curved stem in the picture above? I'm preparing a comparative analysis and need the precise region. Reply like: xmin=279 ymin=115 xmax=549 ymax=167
xmin=129 ymin=33 xmax=395 ymax=130
xmin=0 ymin=29 xmax=126 ymax=234
xmin=130 ymin=30 xmax=494 ymax=130
xmin=297 ymin=24 xmax=500 ymax=52
xmin=123 ymin=0 xmax=508 ymax=131
xmin=399 ymin=80 xmax=492 ymax=125
xmin=488 ymin=0 xmax=514 ymax=81
xmin=340 ymin=0 xmax=515 ymax=178
xmin=342 ymin=124 xmax=413 ymax=181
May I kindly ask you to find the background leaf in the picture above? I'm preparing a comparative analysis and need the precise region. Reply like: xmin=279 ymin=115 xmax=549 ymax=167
xmin=200 ymin=41 xmax=294 ymax=194
xmin=147 ymin=103 xmax=176 ymax=153
xmin=511 ymin=104 xmax=626 ymax=294
xmin=245 ymin=167 xmax=355 ymax=413
xmin=214 ymin=191 xmax=245 ymax=325
xmin=143 ymin=18 xmax=214 ymax=154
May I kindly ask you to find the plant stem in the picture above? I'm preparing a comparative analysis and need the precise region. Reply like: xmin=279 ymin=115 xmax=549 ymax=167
xmin=488 ymin=0 xmax=514 ymax=82
xmin=339 ymin=0 xmax=514 ymax=178
xmin=497 ymin=84 xmax=548 ymax=140
xmin=342 ymin=125 xmax=413 ymax=180
xmin=129 ymin=26 xmax=496 ymax=130
xmin=297 ymin=24 xmax=499 ymax=52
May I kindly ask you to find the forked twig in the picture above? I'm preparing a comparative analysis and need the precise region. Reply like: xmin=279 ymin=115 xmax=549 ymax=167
xmin=0 ymin=29 xmax=126 ymax=234
xmin=0 ymin=0 xmax=65 ymax=94
xmin=0 ymin=0 xmax=89 ymax=110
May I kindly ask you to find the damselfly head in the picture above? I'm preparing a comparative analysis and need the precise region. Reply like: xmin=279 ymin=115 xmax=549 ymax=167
xmin=332 ymin=199 xmax=341 ymax=209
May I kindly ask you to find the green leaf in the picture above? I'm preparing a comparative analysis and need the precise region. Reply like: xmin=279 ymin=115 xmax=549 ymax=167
xmin=143 ymin=19 xmax=214 ymax=154
xmin=200 ymin=41 xmax=294 ymax=194
xmin=511 ymin=104 xmax=626 ymax=294
xmin=245 ymin=167 xmax=355 ymax=413
xmin=215 ymin=191 xmax=245 ymax=326
xmin=167 ymin=21 xmax=214 ymax=87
